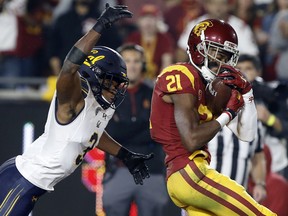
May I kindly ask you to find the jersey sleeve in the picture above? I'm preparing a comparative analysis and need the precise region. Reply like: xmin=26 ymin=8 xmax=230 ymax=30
xmin=156 ymin=64 xmax=198 ymax=96
xmin=227 ymin=90 xmax=257 ymax=142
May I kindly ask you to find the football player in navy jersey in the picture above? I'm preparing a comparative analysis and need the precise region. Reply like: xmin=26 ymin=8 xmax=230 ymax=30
xmin=0 ymin=4 xmax=152 ymax=216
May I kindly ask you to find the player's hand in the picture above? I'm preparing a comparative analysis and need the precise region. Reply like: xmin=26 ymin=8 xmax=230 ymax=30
xmin=224 ymin=89 xmax=244 ymax=120
xmin=93 ymin=3 xmax=133 ymax=33
xmin=116 ymin=147 xmax=154 ymax=185
xmin=253 ymin=183 xmax=267 ymax=203
xmin=218 ymin=65 xmax=252 ymax=94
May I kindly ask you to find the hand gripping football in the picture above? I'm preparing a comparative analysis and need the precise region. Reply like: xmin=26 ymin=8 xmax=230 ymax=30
xmin=205 ymin=78 xmax=232 ymax=116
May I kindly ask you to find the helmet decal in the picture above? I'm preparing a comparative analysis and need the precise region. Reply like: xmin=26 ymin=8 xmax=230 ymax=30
xmin=83 ymin=55 xmax=105 ymax=67
xmin=193 ymin=20 xmax=213 ymax=37
xmin=91 ymin=49 xmax=98 ymax=54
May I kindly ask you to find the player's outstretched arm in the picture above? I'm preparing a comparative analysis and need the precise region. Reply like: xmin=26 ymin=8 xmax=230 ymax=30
xmin=57 ymin=3 xmax=133 ymax=102
xmin=55 ymin=3 xmax=132 ymax=122
xmin=98 ymin=131 xmax=153 ymax=185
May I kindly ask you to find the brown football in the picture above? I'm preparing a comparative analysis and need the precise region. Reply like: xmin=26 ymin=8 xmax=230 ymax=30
xmin=205 ymin=78 xmax=232 ymax=116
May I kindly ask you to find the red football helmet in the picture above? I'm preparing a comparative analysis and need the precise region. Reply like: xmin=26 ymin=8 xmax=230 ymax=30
xmin=187 ymin=19 xmax=239 ymax=82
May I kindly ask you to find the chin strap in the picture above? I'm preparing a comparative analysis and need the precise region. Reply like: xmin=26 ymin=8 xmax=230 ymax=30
xmin=200 ymin=65 xmax=215 ymax=82
xmin=188 ymin=49 xmax=216 ymax=83
xmin=97 ymin=95 xmax=112 ymax=110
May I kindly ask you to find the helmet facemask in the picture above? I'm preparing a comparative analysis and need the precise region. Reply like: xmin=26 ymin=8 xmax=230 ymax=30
xmin=90 ymin=65 xmax=129 ymax=109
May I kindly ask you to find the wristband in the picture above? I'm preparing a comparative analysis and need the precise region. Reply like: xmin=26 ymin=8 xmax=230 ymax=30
xmin=66 ymin=46 xmax=87 ymax=65
xmin=266 ymin=114 xmax=276 ymax=127
xmin=92 ymin=20 xmax=104 ymax=33
xmin=224 ymin=108 xmax=236 ymax=120
xmin=116 ymin=147 xmax=130 ymax=160
xmin=216 ymin=112 xmax=230 ymax=128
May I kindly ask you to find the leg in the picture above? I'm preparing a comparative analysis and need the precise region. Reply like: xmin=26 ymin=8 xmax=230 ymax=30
xmin=167 ymin=154 xmax=276 ymax=216
xmin=135 ymin=174 xmax=169 ymax=216
xmin=0 ymin=157 xmax=46 ymax=216
xmin=102 ymin=167 xmax=135 ymax=216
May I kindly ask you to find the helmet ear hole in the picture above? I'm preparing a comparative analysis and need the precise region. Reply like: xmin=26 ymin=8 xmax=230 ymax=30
xmin=193 ymin=53 xmax=205 ymax=65
xmin=92 ymin=66 xmax=104 ymax=78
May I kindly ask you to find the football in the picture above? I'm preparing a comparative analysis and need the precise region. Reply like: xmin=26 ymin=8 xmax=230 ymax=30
xmin=205 ymin=78 xmax=232 ymax=116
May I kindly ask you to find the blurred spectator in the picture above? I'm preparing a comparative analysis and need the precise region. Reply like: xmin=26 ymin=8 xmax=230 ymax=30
xmin=0 ymin=0 xmax=47 ymax=86
xmin=103 ymin=44 xmax=168 ymax=216
xmin=119 ymin=0 xmax=164 ymax=23
xmin=48 ymin=0 xmax=123 ymax=75
xmin=126 ymin=4 xmax=174 ymax=86
xmin=50 ymin=0 xmax=72 ymax=22
xmin=164 ymin=0 xmax=182 ymax=9
xmin=236 ymin=54 xmax=288 ymax=180
xmin=268 ymin=0 xmax=288 ymax=81
xmin=255 ymin=0 xmax=287 ymax=81
xmin=255 ymin=0 xmax=273 ymax=4
xmin=177 ymin=0 xmax=259 ymax=62
xmin=231 ymin=0 xmax=261 ymax=28
xmin=3 ymin=0 xmax=27 ymax=15
xmin=0 ymin=2 xmax=18 ymax=54
xmin=163 ymin=0 xmax=203 ymax=47
xmin=256 ymin=90 xmax=288 ymax=180
xmin=248 ymin=145 xmax=288 ymax=216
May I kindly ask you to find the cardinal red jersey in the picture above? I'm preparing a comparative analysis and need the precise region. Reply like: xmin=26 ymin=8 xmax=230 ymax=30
xmin=150 ymin=63 xmax=213 ymax=178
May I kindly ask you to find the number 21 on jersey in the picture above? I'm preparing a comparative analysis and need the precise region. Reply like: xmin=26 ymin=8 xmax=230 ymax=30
xmin=166 ymin=75 xmax=183 ymax=92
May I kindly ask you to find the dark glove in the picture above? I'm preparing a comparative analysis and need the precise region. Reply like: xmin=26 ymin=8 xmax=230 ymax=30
xmin=218 ymin=65 xmax=252 ymax=94
xmin=225 ymin=89 xmax=244 ymax=120
xmin=93 ymin=3 xmax=133 ymax=33
xmin=116 ymin=147 xmax=154 ymax=185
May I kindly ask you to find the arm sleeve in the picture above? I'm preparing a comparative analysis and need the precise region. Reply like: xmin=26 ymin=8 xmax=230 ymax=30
xmin=227 ymin=89 xmax=257 ymax=142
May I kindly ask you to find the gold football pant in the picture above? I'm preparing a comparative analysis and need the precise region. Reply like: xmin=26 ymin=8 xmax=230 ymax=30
xmin=167 ymin=151 xmax=276 ymax=216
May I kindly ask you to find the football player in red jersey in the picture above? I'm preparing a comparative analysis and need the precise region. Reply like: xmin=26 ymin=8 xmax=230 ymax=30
xmin=150 ymin=19 xmax=276 ymax=215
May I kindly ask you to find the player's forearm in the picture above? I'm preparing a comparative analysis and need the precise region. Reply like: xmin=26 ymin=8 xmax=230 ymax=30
xmin=56 ymin=29 xmax=102 ymax=100
xmin=97 ymin=131 xmax=122 ymax=156
xmin=251 ymin=152 xmax=266 ymax=187
xmin=173 ymin=94 xmax=222 ymax=152
xmin=61 ymin=30 xmax=101 ymax=74
xmin=73 ymin=30 xmax=101 ymax=56
xmin=182 ymin=120 xmax=221 ymax=152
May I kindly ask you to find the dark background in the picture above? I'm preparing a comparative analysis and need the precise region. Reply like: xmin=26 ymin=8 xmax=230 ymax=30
xmin=0 ymin=100 xmax=180 ymax=216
